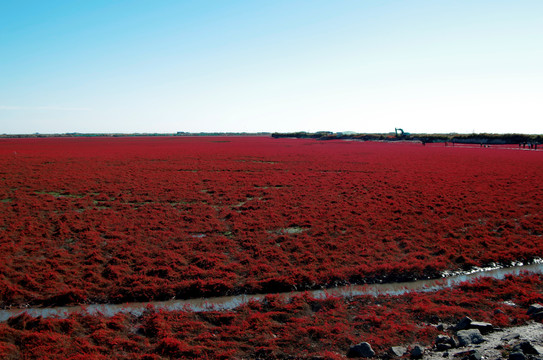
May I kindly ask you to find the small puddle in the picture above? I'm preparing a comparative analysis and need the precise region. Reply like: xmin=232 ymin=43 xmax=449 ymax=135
xmin=1 ymin=261 xmax=542 ymax=322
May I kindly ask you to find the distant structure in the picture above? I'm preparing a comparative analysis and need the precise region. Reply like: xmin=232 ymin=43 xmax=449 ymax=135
xmin=395 ymin=128 xmax=405 ymax=137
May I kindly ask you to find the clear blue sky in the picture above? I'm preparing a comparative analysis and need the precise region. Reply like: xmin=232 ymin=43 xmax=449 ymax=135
xmin=1 ymin=1 xmax=542 ymax=134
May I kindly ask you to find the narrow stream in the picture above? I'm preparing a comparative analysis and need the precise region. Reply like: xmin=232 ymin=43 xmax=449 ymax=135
xmin=1 ymin=262 xmax=542 ymax=322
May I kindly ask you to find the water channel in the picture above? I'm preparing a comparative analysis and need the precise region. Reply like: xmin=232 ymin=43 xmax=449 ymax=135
xmin=1 ymin=261 xmax=542 ymax=322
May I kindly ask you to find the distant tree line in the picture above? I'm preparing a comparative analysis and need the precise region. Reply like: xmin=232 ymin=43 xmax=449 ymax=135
xmin=271 ymin=132 xmax=543 ymax=144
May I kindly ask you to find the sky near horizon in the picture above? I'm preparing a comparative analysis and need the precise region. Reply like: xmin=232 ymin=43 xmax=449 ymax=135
xmin=1 ymin=1 xmax=542 ymax=134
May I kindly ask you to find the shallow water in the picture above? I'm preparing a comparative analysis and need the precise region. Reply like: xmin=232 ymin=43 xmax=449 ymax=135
xmin=1 ymin=262 xmax=542 ymax=322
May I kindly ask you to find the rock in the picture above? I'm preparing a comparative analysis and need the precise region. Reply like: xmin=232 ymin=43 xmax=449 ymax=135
xmin=501 ymin=333 xmax=521 ymax=342
xmin=468 ymin=321 xmax=494 ymax=334
xmin=464 ymin=350 xmax=482 ymax=360
xmin=410 ymin=345 xmax=424 ymax=359
xmin=509 ymin=352 xmax=526 ymax=360
xmin=457 ymin=329 xmax=485 ymax=347
xmin=513 ymin=341 xmax=539 ymax=355
xmin=453 ymin=349 xmax=480 ymax=359
xmin=527 ymin=304 xmax=543 ymax=320
xmin=527 ymin=304 xmax=543 ymax=316
xmin=531 ymin=310 xmax=543 ymax=321
xmin=454 ymin=316 xmax=473 ymax=331
xmin=526 ymin=304 xmax=543 ymax=321
xmin=389 ymin=346 xmax=407 ymax=357
xmin=435 ymin=335 xmax=457 ymax=351
xmin=348 ymin=342 xmax=376 ymax=358
xmin=436 ymin=343 xmax=452 ymax=351
xmin=437 ymin=324 xmax=445 ymax=331
xmin=453 ymin=317 xmax=494 ymax=334
xmin=436 ymin=335 xmax=450 ymax=344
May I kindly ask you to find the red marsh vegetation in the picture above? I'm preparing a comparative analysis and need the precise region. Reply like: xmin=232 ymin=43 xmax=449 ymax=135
xmin=0 ymin=136 xmax=542 ymax=307
xmin=1 ymin=273 xmax=542 ymax=359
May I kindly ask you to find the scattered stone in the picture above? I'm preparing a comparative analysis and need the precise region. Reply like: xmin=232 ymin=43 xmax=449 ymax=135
xmin=468 ymin=321 xmax=494 ymax=334
xmin=389 ymin=346 xmax=407 ymax=357
xmin=513 ymin=341 xmax=539 ymax=355
xmin=410 ymin=345 xmax=424 ymax=359
xmin=527 ymin=304 xmax=543 ymax=320
xmin=463 ymin=350 xmax=482 ymax=360
xmin=456 ymin=329 xmax=485 ymax=347
xmin=527 ymin=304 xmax=543 ymax=316
xmin=435 ymin=335 xmax=457 ymax=351
xmin=509 ymin=352 xmax=526 ymax=360
xmin=436 ymin=335 xmax=452 ymax=344
xmin=390 ymin=322 xmax=542 ymax=360
xmin=454 ymin=317 xmax=473 ymax=331
xmin=348 ymin=342 xmax=376 ymax=358
xmin=436 ymin=343 xmax=452 ymax=352
xmin=452 ymin=317 xmax=495 ymax=334
xmin=501 ymin=333 xmax=521 ymax=342
xmin=453 ymin=349 xmax=479 ymax=359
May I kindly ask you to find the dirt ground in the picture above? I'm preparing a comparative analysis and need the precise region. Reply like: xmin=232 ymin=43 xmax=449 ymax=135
xmin=423 ymin=321 xmax=543 ymax=360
